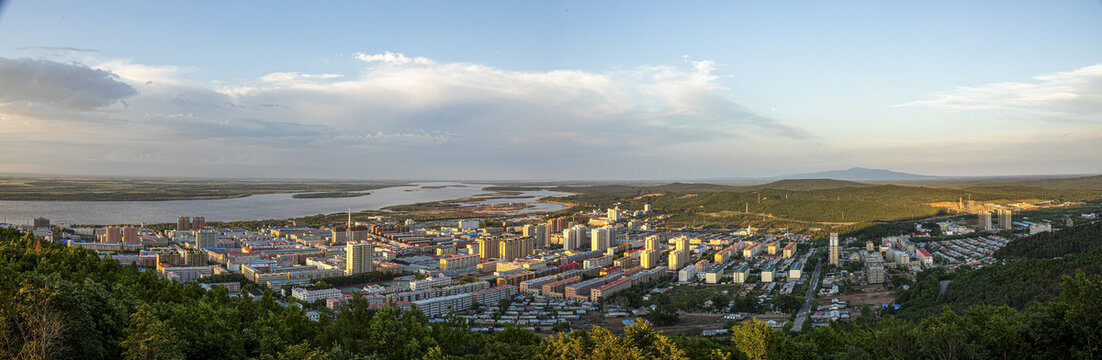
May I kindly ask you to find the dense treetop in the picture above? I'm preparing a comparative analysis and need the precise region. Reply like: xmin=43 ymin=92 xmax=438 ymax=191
xmin=2 ymin=225 xmax=1100 ymax=359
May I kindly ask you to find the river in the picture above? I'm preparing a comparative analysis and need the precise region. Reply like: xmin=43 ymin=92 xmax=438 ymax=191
xmin=0 ymin=182 xmax=572 ymax=225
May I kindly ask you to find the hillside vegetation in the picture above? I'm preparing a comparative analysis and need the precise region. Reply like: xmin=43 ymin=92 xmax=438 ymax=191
xmin=896 ymin=222 xmax=1102 ymax=319
xmin=995 ymin=221 xmax=1102 ymax=259
xmin=517 ymin=181 xmax=1100 ymax=227
xmin=729 ymin=179 xmax=871 ymax=191
xmin=891 ymin=174 xmax=1102 ymax=191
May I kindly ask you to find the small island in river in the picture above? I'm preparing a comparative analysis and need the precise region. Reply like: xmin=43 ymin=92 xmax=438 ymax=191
xmin=291 ymin=191 xmax=371 ymax=199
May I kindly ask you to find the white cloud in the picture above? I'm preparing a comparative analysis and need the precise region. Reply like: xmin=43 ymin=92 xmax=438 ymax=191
xmin=94 ymin=59 xmax=187 ymax=85
xmin=1 ymin=52 xmax=813 ymax=178
xmin=354 ymin=51 xmax=435 ymax=65
xmin=260 ymin=72 xmax=343 ymax=84
xmin=214 ymin=52 xmax=800 ymax=140
xmin=899 ymin=63 xmax=1102 ymax=116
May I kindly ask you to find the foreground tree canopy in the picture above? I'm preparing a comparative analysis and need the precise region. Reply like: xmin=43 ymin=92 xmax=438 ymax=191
xmin=0 ymin=227 xmax=1099 ymax=359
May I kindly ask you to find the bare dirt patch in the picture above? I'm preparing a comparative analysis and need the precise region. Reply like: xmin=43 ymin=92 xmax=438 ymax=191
xmin=633 ymin=193 xmax=665 ymax=200
xmin=653 ymin=312 xmax=727 ymax=336
xmin=833 ymin=284 xmax=897 ymax=307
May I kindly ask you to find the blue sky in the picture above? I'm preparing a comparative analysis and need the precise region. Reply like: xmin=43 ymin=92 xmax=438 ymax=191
xmin=0 ymin=1 xmax=1099 ymax=179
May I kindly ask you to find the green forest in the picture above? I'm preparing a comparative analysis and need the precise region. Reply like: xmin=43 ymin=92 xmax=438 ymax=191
xmin=506 ymin=179 xmax=1102 ymax=235
xmin=895 ymin=221 xmax=1102 ymax=319
xmin=995 ymin=220 xmax=1102 ymax=259
xmin=515 ymin=181 xmax=1102 ymax=226
xmin=1 ymin=226 xmax=1100 ymax=359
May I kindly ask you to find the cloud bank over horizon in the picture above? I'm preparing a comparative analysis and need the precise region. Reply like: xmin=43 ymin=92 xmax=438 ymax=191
xmin=0 ymin=53 xmax=1098 ymax=180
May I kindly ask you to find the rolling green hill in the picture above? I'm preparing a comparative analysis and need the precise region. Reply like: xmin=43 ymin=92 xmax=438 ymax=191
xmin=888 ymin=174 xmax=1102 ymax=191
xmin=995 ymin=221 xmax=1102 ymax=259
xmin=498 ymin=180 xmax=1101 ymax=229
xmin=730 ymin=179 xmax=871 ymax=191
xmin=896 ymin=221 xmax=1102 ymax=320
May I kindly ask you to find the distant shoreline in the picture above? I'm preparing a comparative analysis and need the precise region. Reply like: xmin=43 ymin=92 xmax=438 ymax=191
xmin=0 ymin=176 xmax=404 ymax=201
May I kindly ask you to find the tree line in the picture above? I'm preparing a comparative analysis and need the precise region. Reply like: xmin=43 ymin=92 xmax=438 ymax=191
xmin=1 ymin=227 xmax=1100 ymax=359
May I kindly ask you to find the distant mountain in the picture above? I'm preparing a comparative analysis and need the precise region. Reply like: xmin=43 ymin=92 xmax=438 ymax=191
xmin=776 ymin=167 xmax=937 ymax=181
xmin=732 ymin=179 xmax=872 ymax=191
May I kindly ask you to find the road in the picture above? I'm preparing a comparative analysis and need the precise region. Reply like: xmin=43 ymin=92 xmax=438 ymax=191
xmin=938 ymin=280 xmax=953 ymax=299
xmin=789 ymin=260 xmax=822 ymax=332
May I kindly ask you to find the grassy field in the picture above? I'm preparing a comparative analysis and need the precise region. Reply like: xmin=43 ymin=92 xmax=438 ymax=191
xmin=0 ymin=175 xmax=403 ymax=201
xmin=492 ymin=177 xmax=1102 ymax=235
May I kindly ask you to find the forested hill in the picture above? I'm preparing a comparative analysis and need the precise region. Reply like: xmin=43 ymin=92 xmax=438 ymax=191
xmin=496 ymin=181 xmax=1101 ymax=226
xmin=995 ymin=220 xmax=1102 ymax=259
xmin=897 ymin=221 xmax=1102 ymax=320
xmin=729 ymin=179 xmax=871 ymax=191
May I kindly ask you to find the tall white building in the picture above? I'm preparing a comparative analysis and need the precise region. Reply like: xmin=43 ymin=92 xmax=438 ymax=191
xmin=978 ymin=211 xmax=993 ymax=231
xmin=590 ymin=226 xmax=613 ymax=251
xmin=196 ymin=230 xmax=218 ymax=249
xmin=668 ymin=249 xmax=688 ymax=270
xmin=458 ymin=220 xmax=480 ymax=230
xmin=828 ymin=233 xmax=839 ymax=266
xmin=997 ymin=209 xmax=1013 ymax=230
xmin=563 ymin=225 xmax=587 ymax=251
xmin=674 ymin=236 xmax=690 ymax=252
xmin=644 ymin=203 xmax=652 ymax=214
xmin=523 ymin=224 xmax=547 ymax=248
xmin=608 ymin=208 xmax=621 ymax=222
xmin=346 ymin=241 xmax=374 ymax=275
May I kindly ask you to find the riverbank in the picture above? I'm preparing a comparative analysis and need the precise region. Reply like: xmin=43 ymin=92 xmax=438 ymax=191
xmin=0 ymin=182 xmax=574 ymax=225
xmin=0 ymin=175 xmax=403 ymax=201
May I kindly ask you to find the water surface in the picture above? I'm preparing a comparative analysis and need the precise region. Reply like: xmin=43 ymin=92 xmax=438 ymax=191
xmin=0 ymin=182 xmax=571 ymax=225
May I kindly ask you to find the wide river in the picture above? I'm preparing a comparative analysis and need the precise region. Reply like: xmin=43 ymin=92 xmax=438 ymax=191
xmin=0 ymin=182 xmax=572 ymax=225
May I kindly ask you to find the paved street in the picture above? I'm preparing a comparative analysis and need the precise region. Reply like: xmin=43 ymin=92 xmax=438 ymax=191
xmin=790 ymin=260 xmax=822 ymax=332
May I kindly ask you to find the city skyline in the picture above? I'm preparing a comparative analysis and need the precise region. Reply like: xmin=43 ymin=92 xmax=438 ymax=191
xmin=1 ymin=1 xmax=1100 ymax=180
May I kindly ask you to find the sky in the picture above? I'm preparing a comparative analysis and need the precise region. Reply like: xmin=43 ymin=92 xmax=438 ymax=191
xmin=0 ymin=1 xmax=1099 ymax=180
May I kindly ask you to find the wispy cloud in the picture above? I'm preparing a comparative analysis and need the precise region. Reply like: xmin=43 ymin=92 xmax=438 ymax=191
xmin=898 ymin=63 xmax=1102 ymax=117
xmin=15 ymin=46 xmax=99 ymax=52
xmin=354 ymin=51 xmax=435 ymax=66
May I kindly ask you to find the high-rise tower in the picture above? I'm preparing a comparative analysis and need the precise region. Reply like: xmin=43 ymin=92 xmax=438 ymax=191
xmin=828 ymin=232 xmax=839 ymax=266
xmin=978 ymin=211 xmax=993 ymax=231
xmin=997 ymin=209 xmax=1013 ymax=230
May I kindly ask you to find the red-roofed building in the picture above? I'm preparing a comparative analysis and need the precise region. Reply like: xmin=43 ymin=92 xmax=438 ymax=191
xmin=916 ymin=249 xmax=933 ymax=266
